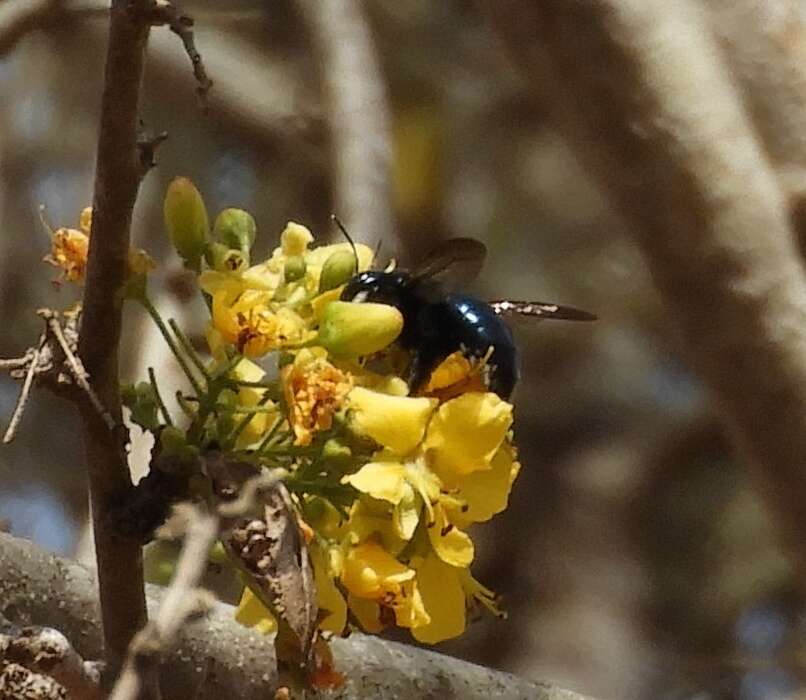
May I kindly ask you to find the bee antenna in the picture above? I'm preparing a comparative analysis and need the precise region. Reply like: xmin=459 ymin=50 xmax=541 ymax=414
xmin=331 ymin=214 xmax=359 ymax=271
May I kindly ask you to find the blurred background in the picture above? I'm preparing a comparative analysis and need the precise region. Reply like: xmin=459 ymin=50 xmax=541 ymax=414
xmin=0 ymin=2 xmax=801 ymax=698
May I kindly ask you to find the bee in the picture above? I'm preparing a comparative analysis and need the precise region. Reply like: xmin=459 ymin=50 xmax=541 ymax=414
xmin=339 ymin=236 xmax=596 ymax=399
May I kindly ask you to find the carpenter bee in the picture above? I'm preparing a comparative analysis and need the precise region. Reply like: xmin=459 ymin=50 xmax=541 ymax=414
xmin=339 ymin=235 xmax=596 ymax=399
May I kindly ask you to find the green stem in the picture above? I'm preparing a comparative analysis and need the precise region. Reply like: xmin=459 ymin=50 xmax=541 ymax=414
xmin=227 ymin=393 xmax=273 ymax=448
xmin=256 ymin=417 xmax=287 ymax=453
xmin=147 ymin=366 xmax=173 ymax=427
xmin=168 ymin=318 xmax=211 ymax=381
xmin=218 ymin=404 xmax=278 ymax=415
xmin=137 ymin=295 xmax=204 ymax=395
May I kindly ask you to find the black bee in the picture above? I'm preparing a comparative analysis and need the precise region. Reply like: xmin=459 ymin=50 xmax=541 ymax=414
xmin=339 ymin=237 xmax=596 ymax=399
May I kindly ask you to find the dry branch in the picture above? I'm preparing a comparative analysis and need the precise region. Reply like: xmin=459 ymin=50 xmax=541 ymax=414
xmin=0 ymin=532 xmax=588 ymax=699
xmin=485 ymin=0 xmax=806 ymax=587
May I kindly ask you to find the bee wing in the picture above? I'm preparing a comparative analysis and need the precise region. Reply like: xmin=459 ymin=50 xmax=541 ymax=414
xmin=490 ymin=300 xmax=597 ymax=321
xmin=411 ymin=237 xmax=488 ymax=284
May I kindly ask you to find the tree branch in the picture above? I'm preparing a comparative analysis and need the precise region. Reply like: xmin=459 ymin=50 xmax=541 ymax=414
xmin=295 ymin=0 xmax=394 ymax=247
xmin=484 ymin=0 xmax=806 ymax=587
xmin=77 ymin=0 xmax=154 ymax=688
xmin=0 ymin=532 xmax=587 ymax=700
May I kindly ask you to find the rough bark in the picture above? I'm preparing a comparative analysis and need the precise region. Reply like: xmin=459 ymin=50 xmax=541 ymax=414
xmin=77 ymin=0 xmax=153 ymax=685
xmin=0 ymin=533 xmax=589 ymax=700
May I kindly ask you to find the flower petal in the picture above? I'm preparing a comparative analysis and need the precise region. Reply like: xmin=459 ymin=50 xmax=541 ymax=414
xmin=392 ymin=485 xmax=421 ymax=541
xmin=341 ymin=541 xmax=414 ymax=599
xmin=424 ymin=392 xmax=513 ymax=477
xmin=347 ymin=388 xmax=437 ymax=456
xmin=451 ymin=442 xmax=521 ymax=526
xmin=411 ymin=554 xmax=466 ymax=643
xmin=311 ymin=544 xmax=347 ymax=635
xmin=347 ymin=595 xmax=383 ymax=633
xmin=234 ymin=587 xmax=277 ymax=635
xmin=342 ymin=462 xmax=408 ymax=504
xmin=427 ymin=506 xmax=474 ymax=568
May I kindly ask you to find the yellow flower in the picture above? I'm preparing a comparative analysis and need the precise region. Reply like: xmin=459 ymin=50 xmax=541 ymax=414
xmin=211 ymin=288 xmax=308 ymax=358
xmin=341 ymin=541 xmax=429 ymax=630
xmin=445 ymin=442 xmax=521 ymax=528
xmin=426 ymin=501 xmax=474 ymax=567
xmin=342 ymin=497 xmax=409 ymax=555
xmin=342 ymin=457 xmax=439 ymax=541
xmin=43 ymin=206 xmax=154 ymax=285
xmin=422 ymin=350 xmax=490 ymax=400
xmin=44 ymin=225 xmax=89 ymax=283
xmin=282 ymin=349 xmax=353 ymax=446
xmin=311 ymin=542 xmax=347 ymax=634
xmin=423 ymin=392 xmax=513 ymax=478
xmin=411 ymin=552 xmax=466 ymax=644
xmin=234 ymin=586 xmax=278 ymax=634
xmin=347 ymin=388 xmax=437 ymax=456
xmin=281 ymin=221 xmax=314 ymax=256
xmin=227 ymin=358 xmax=280 ymax=448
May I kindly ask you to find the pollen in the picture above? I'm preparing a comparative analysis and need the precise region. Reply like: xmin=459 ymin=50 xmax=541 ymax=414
xmin=282 ymin=355 xmax=353 ymax=446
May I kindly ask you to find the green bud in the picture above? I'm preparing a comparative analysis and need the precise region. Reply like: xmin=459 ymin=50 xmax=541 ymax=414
xmin=317 ymin=301 xmax=403 ymax=358
xmin=159 ymin=425 xmax=188 ymax=456
xmin=319 ymin=250 xmax=357 ymax=293
xmin=208 ymin=541 xmax=228 ymax=565
xmin=323 ymin=437 xmax=351 ymax=461
xmin=120 ymin=383 xmax=137 ymax=407
xmin=164 ymin=177 xmax=209 ymax=267
xmin=213 ymin=208 xmax=256 ymax=258
xmin=284 ymin=255 xmax=306 ymax=283
xmin=204 ymin=242 xmax=247 ymax=273
xmin=121 ymin=381 xmax=160 ymax=430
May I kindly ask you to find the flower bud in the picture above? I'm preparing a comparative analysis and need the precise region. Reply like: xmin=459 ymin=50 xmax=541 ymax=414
xmin=284 ymin=255 xmax=307 ymax=282
xmin=121 ymin=381 xmax=160 ymax=430
xmin=159 ymin=425 xmax=187 ymax=455
xmin=319 ymin=250 xmax=357 ymax=293
xmin=159 ymin=426 xmax=199 ymax=462
xmin=280 ymin=221 xmax=313 ymax=256
xmin=164 ymin=177 xmax=209 ymax=267
xmin=205 ymin=242 xmax=247 ymax=273
xmin=317 ymin=301 xmax=403 ymax=358
xmin=213 ymin=208 xmax=256 ymax=259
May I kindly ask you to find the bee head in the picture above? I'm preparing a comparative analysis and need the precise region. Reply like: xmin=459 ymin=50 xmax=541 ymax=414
xmin=340 ymin=270 xmax=412 ymax=307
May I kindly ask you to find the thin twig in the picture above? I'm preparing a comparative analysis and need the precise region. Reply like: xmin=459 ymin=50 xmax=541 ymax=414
xmin=0 ymin=354 xmax=33 ymax=370
xmin=109 ymin=505 xmax=219 ymax=700
xmin=145 ymin=1 xmax=213 ymax=102
xmin=39 ymin=308 xmax=117 ymax=431
xmin=136 ymin=126 xmax=169 ymax=179
xmin=2 ymin=334 xmax=45 ymax=444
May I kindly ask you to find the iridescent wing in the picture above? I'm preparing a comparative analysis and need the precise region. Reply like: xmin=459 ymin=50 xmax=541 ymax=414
xmin=490 ymin=299 xmax=597 ymax=321
xmin=411 ymin=237 xmax=487 ymax=284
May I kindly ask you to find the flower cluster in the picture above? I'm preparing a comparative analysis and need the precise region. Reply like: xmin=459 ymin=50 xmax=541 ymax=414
xmin=44 ymin=178 xmax=522 ymax=659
